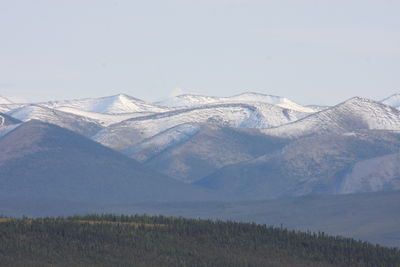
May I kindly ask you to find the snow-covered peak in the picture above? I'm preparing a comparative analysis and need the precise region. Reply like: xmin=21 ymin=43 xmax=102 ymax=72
xmin=155 ymin=92 xmax=315 ymax=113
xmin=7 ymin=104 xmax=103 ymax=137
xmin=93 ymin=102 xmax=306 ymax=150
xmin=42 ymin=94 xmax=168 ymax=114
xmin=228 ymin=92 xmax=315 ymax=113
xmin=7 ymin=105 xmax=56 ymax=122
xmin=381 ymin=93 xmax=400 ymax=108
xmin=0 ymin=96 xmax=13 ymax=104
xmin=263 ymin=97 xmax=400 ymax=138
xmin=155 ymin=94 xmax=221 ymax=107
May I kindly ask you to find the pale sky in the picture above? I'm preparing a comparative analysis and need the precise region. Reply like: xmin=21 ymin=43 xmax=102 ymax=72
xmin=0 ymin=0 xmax=399 ymax=105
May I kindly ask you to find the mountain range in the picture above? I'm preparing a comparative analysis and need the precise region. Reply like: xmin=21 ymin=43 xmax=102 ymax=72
xmin=1 ymin=91 xmax=400 ymax=246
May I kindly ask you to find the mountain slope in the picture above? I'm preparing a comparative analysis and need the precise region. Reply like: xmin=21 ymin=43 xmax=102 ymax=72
xmin=0 ymin=121 xmax=217 ymax=203
xmin=196 ymin=130 xmax=400 ymax=200
xmin=7 ymin=105 xmax=103 ymax=137
xmin=53 ymin=106 xmax=152 ymax=127
xmin=94 ymin=103 xmax=305 ymax=150
xmin=0 ymin=113 xmax=21 ymax=139
xmin=263 ymin=97 xmax=400 ymax=139
xmin=340 ymin=152 xmax=400 ymax=194
xmin=382 ymin=93 xmax=400 ymax=108
xmin=156 ymin=92 xmax=315 ymax=113
xmin=126 ymin=124 xmax=288 ymax=183
xmin=0 ymin=112 xmax=20 ymax=127
xmin=43 ymin=94 xmax=167 ymax=114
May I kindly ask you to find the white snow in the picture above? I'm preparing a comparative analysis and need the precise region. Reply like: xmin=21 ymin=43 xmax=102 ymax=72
xmin=124 ymin=123 xmax=201 ymax=162
xmin=263 ymin=97 xmax=400 ymax=138
xmin=155 ymin=92 xmax=315 ymax=113
xmin=7 ymin=105 xmax=58 ymax=122
xmin=0 ymin=103 xmax=32 ymax=114
xmin=43 ymin=94 xmax=168 ymax=114
xmin=54 ymin=106 xmax=155 ymax=126
xmin=0 ymin=96 xmax=13 ymax=105
xmin=93 ymin=102 xmax=306 ymax=150
xmin=381 ymin=93 xmax=400 ymax=108
xmin=7 ymin=104 xmax=101 ymax=128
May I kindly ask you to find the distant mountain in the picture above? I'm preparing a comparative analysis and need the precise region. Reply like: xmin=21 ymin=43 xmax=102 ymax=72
xmin=2 ymin=92 xmax=400 ymax=203
xmin=7 ymin=105 xmax=103 ymax=137
xmin=0 ymin=96 xmax=18 ymax=113
xmin=0 ymin=120 xmax=217 ymax=203
xmin=305 ymin=104 xmax=330 ymax=112
xmin=0 ymin=96 xmax=13 ymax=104
xmin=196 ymin=130 xmax=400 ymax=200
xmin=52 ymin=106 xmax=152 ymax=127
xmin=125 ymin=124 xmax=287 ymax=183
xmin=94 ymin=103 xmax=306 ymax=150
xmin=0 ymin=112 xmax=20 ymax=127
xmin=263 ymin=97 xmax=400 ymax=139
xmin=43 ymin=94 xmax=167 ymax=114
xmin=381 ymin=93 xmax=400 ymax=108
xmin=340 ymin=152 xmax=400 ymax=194
xmin=0 ymin=113 xmax=21 ymax=139
xmin=156 ymin=92 xmax=315 ymax=113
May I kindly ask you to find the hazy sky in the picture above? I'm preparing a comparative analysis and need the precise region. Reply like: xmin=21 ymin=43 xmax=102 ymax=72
xmin=0 ymin=0 xmax=399 ymax=105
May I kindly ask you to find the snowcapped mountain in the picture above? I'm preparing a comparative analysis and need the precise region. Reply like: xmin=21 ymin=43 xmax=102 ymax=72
xmin=53 ymin=106 xmax=155 ymax=127
xmin=0 ymin=112 xmax=20 ymax=127
xmin=0 ymin=103 xmax=26 ymax=114
xmin=93 ymin=102 xmax=306 ymax=150
xmin=7 ymin=105 xmax=103 ymax=137
xmin=43 ymin=94 xmax=168 ymax=114
xmin=0 ymin=96 xmax=17 ymax=113
xmin=123 ymin=123 xmax=201 ymax=162
xmin=0 ymin=113 xmax=21 ymax=139
xmin=0 ymin=96 xmax=13 ymax=104
xmin=381 ymin=93 xmax=400 ymax=109
xmin=263 ymin=97 xmax=400 ymax=139
xmin=155 ymin=92 xmax=315 ymax=113
xmin=2 ymin=91 xmax=400 ymax=204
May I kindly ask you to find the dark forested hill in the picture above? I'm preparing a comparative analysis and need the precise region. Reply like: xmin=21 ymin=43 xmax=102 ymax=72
xmin=0 ymin=214 xmax=399 ymax=267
